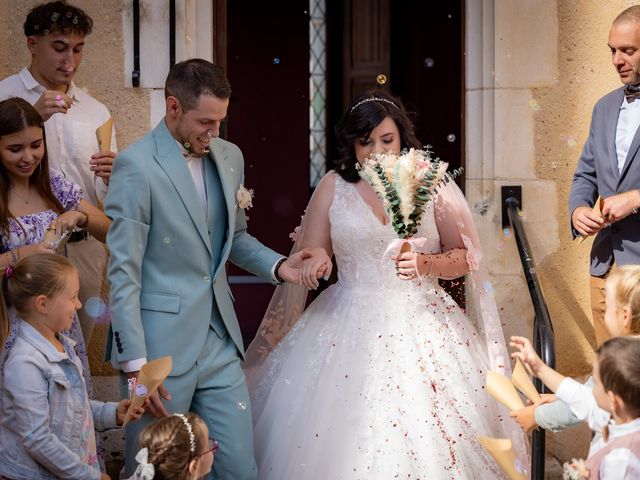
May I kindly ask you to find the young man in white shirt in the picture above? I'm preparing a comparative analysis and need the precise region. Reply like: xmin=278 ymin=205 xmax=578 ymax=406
xmin=0 ymin=1 xmax=117 ymax=347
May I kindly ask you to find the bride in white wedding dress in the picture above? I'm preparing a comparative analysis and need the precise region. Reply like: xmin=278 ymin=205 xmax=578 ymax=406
xmin=244 ymin=91 xmax=528 ymax=479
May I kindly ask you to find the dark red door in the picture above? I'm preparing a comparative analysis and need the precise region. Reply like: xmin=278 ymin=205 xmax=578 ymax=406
xmin=224 ymin=1 xmax=310 ymax=347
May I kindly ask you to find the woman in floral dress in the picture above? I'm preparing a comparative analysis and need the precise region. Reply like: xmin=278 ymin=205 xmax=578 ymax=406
xmin=0 ymin=97 xmax=110 ymax=392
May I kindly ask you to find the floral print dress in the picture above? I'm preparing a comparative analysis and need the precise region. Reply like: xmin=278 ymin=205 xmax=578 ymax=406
xmin=0 ymin=171 xmax=92 ymax=396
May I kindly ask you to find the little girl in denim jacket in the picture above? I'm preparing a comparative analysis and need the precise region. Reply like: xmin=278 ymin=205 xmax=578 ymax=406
xmin=0 ymin=254 xmax=146 ymax=480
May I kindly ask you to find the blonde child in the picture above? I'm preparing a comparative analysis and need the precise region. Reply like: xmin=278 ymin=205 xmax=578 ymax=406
xmin=510 ymin=265 xmax=640 ymax=433
xmin=0 ymin=254 xmax=145 ymax=480
xmin=129 ymin=412 xmax=216 ymax=480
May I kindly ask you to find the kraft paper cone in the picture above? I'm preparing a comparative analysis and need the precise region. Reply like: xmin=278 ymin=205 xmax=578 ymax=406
xmin=478 ymin=435 xmax=528 ymax=480
xmin=43 ymin=227 xmax=72 ymax=253
xmin=95 ymin=118 xmax=113 ymax=153
xmin=576 ymin=197 xmax=602 ymax=245
xmin=399 ymin=241 xmax=413 ymax=255
xmin=511 ymin=359 xmax=541 ymax=404
xmin=486 ymin=371 xmax=525 ymax=411
xmin=123 ymin=356 xmax=173 ymax=426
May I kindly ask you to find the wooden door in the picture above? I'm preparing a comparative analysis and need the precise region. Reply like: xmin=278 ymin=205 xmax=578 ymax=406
xmin=327 ymin=0 xmax=464 ymax=174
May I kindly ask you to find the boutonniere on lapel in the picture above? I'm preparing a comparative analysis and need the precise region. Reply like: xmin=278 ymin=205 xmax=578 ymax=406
xmin=236 ymin=185 xmax=254 ymax=211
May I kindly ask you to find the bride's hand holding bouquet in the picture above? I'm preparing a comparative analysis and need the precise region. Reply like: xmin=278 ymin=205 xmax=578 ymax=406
xmin=357 ymin=147 xmax=460 ymax=281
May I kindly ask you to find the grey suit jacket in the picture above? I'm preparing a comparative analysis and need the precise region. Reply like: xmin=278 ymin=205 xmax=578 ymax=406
xmin=569 ymin=86 xmax=640 ymax=276
xmin=104 ymin=120 xmax=283 ymax=375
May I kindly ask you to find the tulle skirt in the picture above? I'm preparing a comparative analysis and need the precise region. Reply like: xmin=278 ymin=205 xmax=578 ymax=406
xmin=250 ymin=282 xmax=522 ymax=479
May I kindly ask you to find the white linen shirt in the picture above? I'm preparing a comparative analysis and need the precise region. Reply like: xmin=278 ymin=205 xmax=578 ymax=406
xmin=0 ymin=67 xmax=117 ymax=204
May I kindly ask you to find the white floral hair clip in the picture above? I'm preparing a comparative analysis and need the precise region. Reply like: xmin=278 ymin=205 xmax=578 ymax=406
xmin=174 ymin=413 xmax=196 ymax=454
xmin=132 ymin=447 xmax=155 ymax=479
xmin=236 ymin=185 xmax=254 ymax=210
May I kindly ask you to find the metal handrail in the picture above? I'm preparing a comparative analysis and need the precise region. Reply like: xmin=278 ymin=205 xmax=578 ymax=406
xmin=505 ymin=196 xmax=556 ymax=480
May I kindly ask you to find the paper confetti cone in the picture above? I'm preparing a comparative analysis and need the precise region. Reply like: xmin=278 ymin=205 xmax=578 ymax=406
xmin=123 ymin=356 xmax=173 ymax=426
xmin=511 ymin=358 xmax=541 ymax=404
xmin=399 ymin=241 xmax=413 ymax=255
xmin=478 ymin=435 xmax=528 ymax=480
xmin=43 ymin=226 xmax=72 ymax=253
xmin=575 ymin=197 xmax=602 ymax=245
xmin=486 ymin=371 xmax=525 ymax=411
xmin=95 ymin=118 xmax=113 ymax=153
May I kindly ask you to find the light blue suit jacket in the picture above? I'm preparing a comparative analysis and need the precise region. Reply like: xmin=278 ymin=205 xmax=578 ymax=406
xmin=569 ymin=87 xmax=640 ymax=276
xmin=104 ymin=120 xmax=282 ymax=375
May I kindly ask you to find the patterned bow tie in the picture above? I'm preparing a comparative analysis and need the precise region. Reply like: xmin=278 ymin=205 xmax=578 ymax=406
xmin=183 ymin=151 xmax=208 ymax=160
xmin=624 ymin=83 xmax=640 ymax=103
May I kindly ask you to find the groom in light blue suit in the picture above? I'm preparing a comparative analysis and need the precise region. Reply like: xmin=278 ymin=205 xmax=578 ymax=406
xmin=105 ymin=59 xmax=327 ymax=479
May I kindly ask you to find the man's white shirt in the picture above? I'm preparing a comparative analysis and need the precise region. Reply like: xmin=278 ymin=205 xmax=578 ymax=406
xmin=0 ymin=67 xmax=117 ymax=204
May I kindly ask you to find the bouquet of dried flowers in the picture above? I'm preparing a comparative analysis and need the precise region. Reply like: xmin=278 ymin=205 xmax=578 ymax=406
xmin=357 ymin=148 xmax=461 ymax=239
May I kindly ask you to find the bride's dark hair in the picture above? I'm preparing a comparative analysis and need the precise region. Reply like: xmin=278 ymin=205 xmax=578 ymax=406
xmin=334 ymin=90 xmax=421 ymax=183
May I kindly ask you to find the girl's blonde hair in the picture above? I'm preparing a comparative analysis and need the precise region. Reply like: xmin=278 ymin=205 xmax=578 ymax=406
xmin=137 ymin=413 xmax=207 ymax=480
xmin=607 ymin=265 xmax=640 ymax=334
xmin=0 ymin=253 xmax=76 ymax=345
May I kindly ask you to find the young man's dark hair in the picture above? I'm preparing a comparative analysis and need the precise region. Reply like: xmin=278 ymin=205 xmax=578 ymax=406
xmin=24 ymin=1 xmax=93 ymax=37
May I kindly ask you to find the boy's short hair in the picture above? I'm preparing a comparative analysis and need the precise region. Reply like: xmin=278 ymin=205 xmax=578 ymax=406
xmin=598 ymin=336 xmax=640 ymax=417
xmin=24 ymin=1 xmax=93 ymax=37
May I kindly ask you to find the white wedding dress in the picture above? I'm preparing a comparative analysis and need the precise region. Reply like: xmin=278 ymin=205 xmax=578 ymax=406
xmin=249 ymin=176 xmax=526 ymax=479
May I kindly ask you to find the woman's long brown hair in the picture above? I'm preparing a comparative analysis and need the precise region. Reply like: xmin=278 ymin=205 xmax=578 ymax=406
xmin=0 ymin=97 xmax=64 ymax=239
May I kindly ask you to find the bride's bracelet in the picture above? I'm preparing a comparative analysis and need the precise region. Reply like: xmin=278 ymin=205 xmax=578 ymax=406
xmin=419 ymin=254 xmax=433 ymax=277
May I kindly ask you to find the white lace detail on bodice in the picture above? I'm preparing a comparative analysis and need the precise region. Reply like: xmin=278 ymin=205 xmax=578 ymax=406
xmin=329 ymin=175 xmax=441 ymax=291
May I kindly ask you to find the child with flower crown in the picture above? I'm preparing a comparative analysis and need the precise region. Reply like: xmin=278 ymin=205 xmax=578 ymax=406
xmin=0 ymin=254 xmax=146 ymax=480
xmin=128 ymin=412 xmax=216 ymax=480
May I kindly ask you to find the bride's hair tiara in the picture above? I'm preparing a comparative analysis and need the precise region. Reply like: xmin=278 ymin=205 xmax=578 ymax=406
xmin=350 ymin=97 xmax=398 ymax=114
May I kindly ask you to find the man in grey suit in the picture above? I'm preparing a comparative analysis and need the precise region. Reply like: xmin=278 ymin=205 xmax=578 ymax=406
xmin=105 ymin=59 xmax=329 ymax=479
xmin=570 ymin=5 xmax=640 ymax=346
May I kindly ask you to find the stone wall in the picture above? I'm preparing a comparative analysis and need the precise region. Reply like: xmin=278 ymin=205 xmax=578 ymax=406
xmin=467 ymin=0 xmax=630 ymax=378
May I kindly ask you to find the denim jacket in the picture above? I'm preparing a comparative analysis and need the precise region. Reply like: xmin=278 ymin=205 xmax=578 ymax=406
xmin=0 ymin=320 xmax=118 ymax=480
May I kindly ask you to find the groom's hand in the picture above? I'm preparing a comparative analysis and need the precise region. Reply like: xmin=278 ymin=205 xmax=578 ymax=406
xmin=278 ymin=247 xmax=332 ymax=289
xmin=126 ymin=370 xmax=171 ymax=418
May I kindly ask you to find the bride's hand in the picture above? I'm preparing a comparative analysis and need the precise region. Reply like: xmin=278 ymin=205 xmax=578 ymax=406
xmin=391 ymin=252 xmax=432 ymax=280
xmin=278 ymin=248 xmax=332 ymax=288
xmin=509 ymin=336 xmax=544 ymax=376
